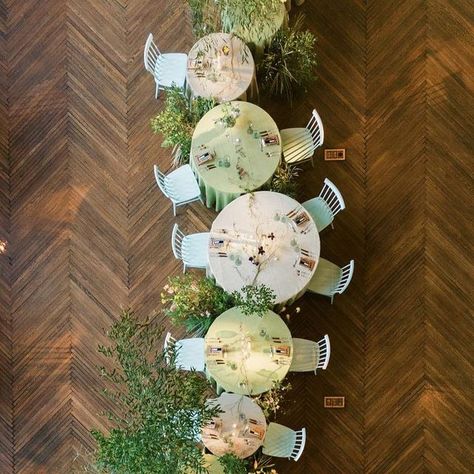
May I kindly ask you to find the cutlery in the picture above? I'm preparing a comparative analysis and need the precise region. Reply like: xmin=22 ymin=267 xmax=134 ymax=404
xmin=286 ymin=207 xmax=299 ymax=218
xmin=207 ymin=164 xmax=216 ymax=170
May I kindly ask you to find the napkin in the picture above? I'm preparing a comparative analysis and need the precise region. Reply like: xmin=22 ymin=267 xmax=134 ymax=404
xmin=261 ymin=134 xmax=280 ymax=147
xmin=299 ymin=256 xmax=315 ymax=270
xmin=195 ymin=149 xmax=214 ymax=165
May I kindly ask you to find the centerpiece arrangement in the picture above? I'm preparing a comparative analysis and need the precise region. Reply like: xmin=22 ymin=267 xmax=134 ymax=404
xmin=215 ymin=102 xmax=241 ymax=128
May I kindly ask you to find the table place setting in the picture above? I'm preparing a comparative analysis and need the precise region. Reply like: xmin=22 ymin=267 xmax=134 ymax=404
xmin=209 ymin=192 xmax=320 ymax=305
xmin=202 ymin=393 xmax=267 ymax=458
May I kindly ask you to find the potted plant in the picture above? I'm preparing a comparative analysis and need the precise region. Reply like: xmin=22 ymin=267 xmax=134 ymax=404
xmin=161 ymin=275 xmax=234 ymax=336
xmin=258 ymin=14 xmax=317 ymax=102
xmin=151 ymin=86 xmax=216 ymax=166
xmin=231 ymin=284 xmax=276 ymax=317
xmin=92 ymin=310 xmax=220 ymax=474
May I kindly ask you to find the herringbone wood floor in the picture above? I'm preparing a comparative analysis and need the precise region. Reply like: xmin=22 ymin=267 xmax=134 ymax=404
xmin=0 ymin=0 xmax=472 ymax=472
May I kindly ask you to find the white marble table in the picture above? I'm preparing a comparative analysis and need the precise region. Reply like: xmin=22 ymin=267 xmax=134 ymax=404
xmin=208 ymin=191 xmax=320 ymax=305
xmin=187 ymin=33 xmax=254 ymax=102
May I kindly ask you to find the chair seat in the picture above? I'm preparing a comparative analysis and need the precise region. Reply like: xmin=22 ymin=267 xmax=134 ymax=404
xmin=307 ymin=258 xmax=342 ymax=296
xmin=182 ymin=232 xmax=209 ymax=268
xmin=155 ymin=53 xmax=187 ymax=89
xmin=262 ymin=423 xmax=296 ymax=458
xmin=289 ymin=338 xmax=318 ymax=372
xmin=280 ymin=127 xmax=314 ymax=164
xmin=302 ymin=196 xmax=334 ymax=232
xmin=165 ymin=164 xmax=201 ymax=204
xmin=176 ymin=338 xmax=205 ymax=371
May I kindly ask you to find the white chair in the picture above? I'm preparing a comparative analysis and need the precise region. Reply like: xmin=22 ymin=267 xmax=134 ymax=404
xmin=302 ymin=178 xmax=345 ymax=232
xmin=144 ymin=33 xmax=188 ymax=98
xmin=171 ymin=223 xmax=209 ymax=273
xmin=164 ymin=332 xmax=205 ymax=372
xmin=280 ymin=108 xmax=324 ymax=166
xmin=154 ymin=164 xmax=201 ymax=216
xmin=307 ymin=258 xmax=354 ymax=303
xmin=289 ymin=335 xmax=331 ymax=374
xmin=262 ymin=423 xmax=306 ymax=461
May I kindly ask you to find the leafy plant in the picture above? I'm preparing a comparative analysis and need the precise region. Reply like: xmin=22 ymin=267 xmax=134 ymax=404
xmin=258 ymin=14 xmax=317 ymax=102
xmin=218 ymin=453 xmax=248 ymax=474
xmin=231 ymin=284 xmax=276 ymax=317
xmin=253 ymin=379 xmax=292 ymax=420
xmin=215 ymin=102 xmax=241 ymax=128
xmin=161 ymin=275 xmax=234 ymax=336
xmin=92 ymin=309 xmax=220 ymax=474
xmin=268 ymin=162 xmax=300 ymax=198
xmin=248 ymin=454 xmax=278 ymax=473
xmin=151 ymin=86 xmax=216 ymax=166
xmin=217 ymin=0 xmax=283 ymax=33
xmin=186 ymin=0 xmax=221 ymax=38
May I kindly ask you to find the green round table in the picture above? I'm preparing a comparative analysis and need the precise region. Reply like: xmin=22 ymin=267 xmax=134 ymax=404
xmin=191 ymin=101 xmax=281 ymax=211
xmin=205 ymin=307 xmax=293 ymax=395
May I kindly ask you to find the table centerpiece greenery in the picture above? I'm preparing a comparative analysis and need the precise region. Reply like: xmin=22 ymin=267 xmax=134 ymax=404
xmin=151 ymin=86 xmax=216 ymax=167
xmin=258 ymin=14 xmax=317 ymax=102
xmin=231 ymin=284 xmax=276 ymax=317
xmin=91 ymin=309 xmax=220 ymax=474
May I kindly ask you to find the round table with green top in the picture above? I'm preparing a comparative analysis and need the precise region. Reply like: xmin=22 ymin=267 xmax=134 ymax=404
xmin=205 ymin=307 xmax=293 ymax=395
xmin=221 ymin=3 xmax=287 ymax=58
xmin=191 ymin=101 xmax=281 ymax=211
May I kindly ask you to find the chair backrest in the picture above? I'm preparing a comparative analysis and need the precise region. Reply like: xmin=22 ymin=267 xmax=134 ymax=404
xmin=318 ymin=178 xmax=345 ymax=216
xmin=291 ymin=427 xmax=307 ymax=461
xmin=306 ymin=108 xmax=324 ymax=151
xmin=154 ymin=164 xmax=169 ymax=197
xmin=144 ymin=33 xmax=161 ymax=74
xmin=334 ymin=260 xmax=354 ymax=296
xmin=164 ymin=331 xmax=177 ymax=364
xmin=171 ymin=223 xmax=185 ymax=260
xmin=316 ymin=334 xmax=331 ymax=371
xmin=264 ymin=423 xmax=306 ymax=461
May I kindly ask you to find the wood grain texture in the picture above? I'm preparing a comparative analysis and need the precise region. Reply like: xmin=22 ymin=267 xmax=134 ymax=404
xmin=0 ymin=0 xmax=472 ymax=472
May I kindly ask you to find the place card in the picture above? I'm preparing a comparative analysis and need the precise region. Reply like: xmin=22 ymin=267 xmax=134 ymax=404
xmin=260 ymin=134 xmax=280 ymax=147
xmin=195 ymin=150 xmax=214 ymax=165
xmin=208 ymin=346 xmax=224 ymax=355
xmin=209 ymin=238 xmax=225 ymax=249
xmin=293 ymin=211 xmax=310 ymax=226
xmin=248 ymin=425 xmax=265 ymax=439
xmin=271 ymin=345 xmax=291 ymax=356
xmin=299 ymin=256 xmax=315 ymax=271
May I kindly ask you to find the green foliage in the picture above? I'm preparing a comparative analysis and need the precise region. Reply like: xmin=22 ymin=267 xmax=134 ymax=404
xmin=186 ymin=0 xmax=221 ymax=38
xmin=218 ymin=453 xmax=248 ymax=474
xmin=268 ymin=162 xmax=300 ymax=198
xmin=217 ymin=0 xmax=282 ymax=33
xmin=92 ymin=309 xmax=219 ymax=474
xmin=215 ymin=102 xmax=240 ymax=128
xmin=252 ymin=380 xmax=292 ymax=420
xmin=150 ymin=86 xmax=216 ymax=166
xmin=231 ymin=284 xmax=276 ymax=317
xmin=248 ymin=453 xmax=278 ymax=473
xmin=161 ymin=275 xmax=234 ymax=336
xmin=258 ymin=15 xmax=318 ymax=102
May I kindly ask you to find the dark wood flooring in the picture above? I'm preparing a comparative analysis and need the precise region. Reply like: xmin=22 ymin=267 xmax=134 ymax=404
xmin=0 ymin=0 xmax=472 ymax=472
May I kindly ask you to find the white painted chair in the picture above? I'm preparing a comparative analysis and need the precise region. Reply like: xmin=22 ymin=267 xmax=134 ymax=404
xmin=164 ymin=332 xmax=205 ymax=372
xmin=307 ymin=258 xmax=354 ymax=303
xmin=280 ymin=108 xmax=324 ymax=166
xmin=144 ymin=33 xmax=188 ymax=98
xmin=171 ymin=223 xmax=209 ymax=273
xmin=302 ymin=178 xmax=345 ymax=232
xmin=154 ymin=164 xmax=201 ymax=216
xmin=289 ymin=335 xmax=331 ymax=374
xmin=262 ymin=423 xmax=306 ymax=461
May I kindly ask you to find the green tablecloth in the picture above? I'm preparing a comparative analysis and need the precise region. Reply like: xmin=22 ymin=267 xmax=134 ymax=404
xmin=191 ymin=101 xmax=281 ymax=211
xmin=221 ymin=4 xmax=287 ymax=58
xmin=205 ymin=307 xmax=293 ymax=395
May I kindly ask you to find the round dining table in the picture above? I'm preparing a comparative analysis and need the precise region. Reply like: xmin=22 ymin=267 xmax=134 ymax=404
xmin=205 ymin=306 xmax=293 ymax=395
xmin=208 ymin=191 xmax=320 ymax=305
xmin=187 ymin=33 xmax=254 ymax=102
xmin=190 ymin=102 xmax=281 ymax=211
xmin=202 ymin=393 xmax=267 ymax=458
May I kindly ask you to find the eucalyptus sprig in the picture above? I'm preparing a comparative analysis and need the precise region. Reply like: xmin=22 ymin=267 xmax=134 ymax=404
xmin=231 ymin=284 xmax=276 ymax=317
xmin=92 ymin=309 xmax=219 ymax=474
